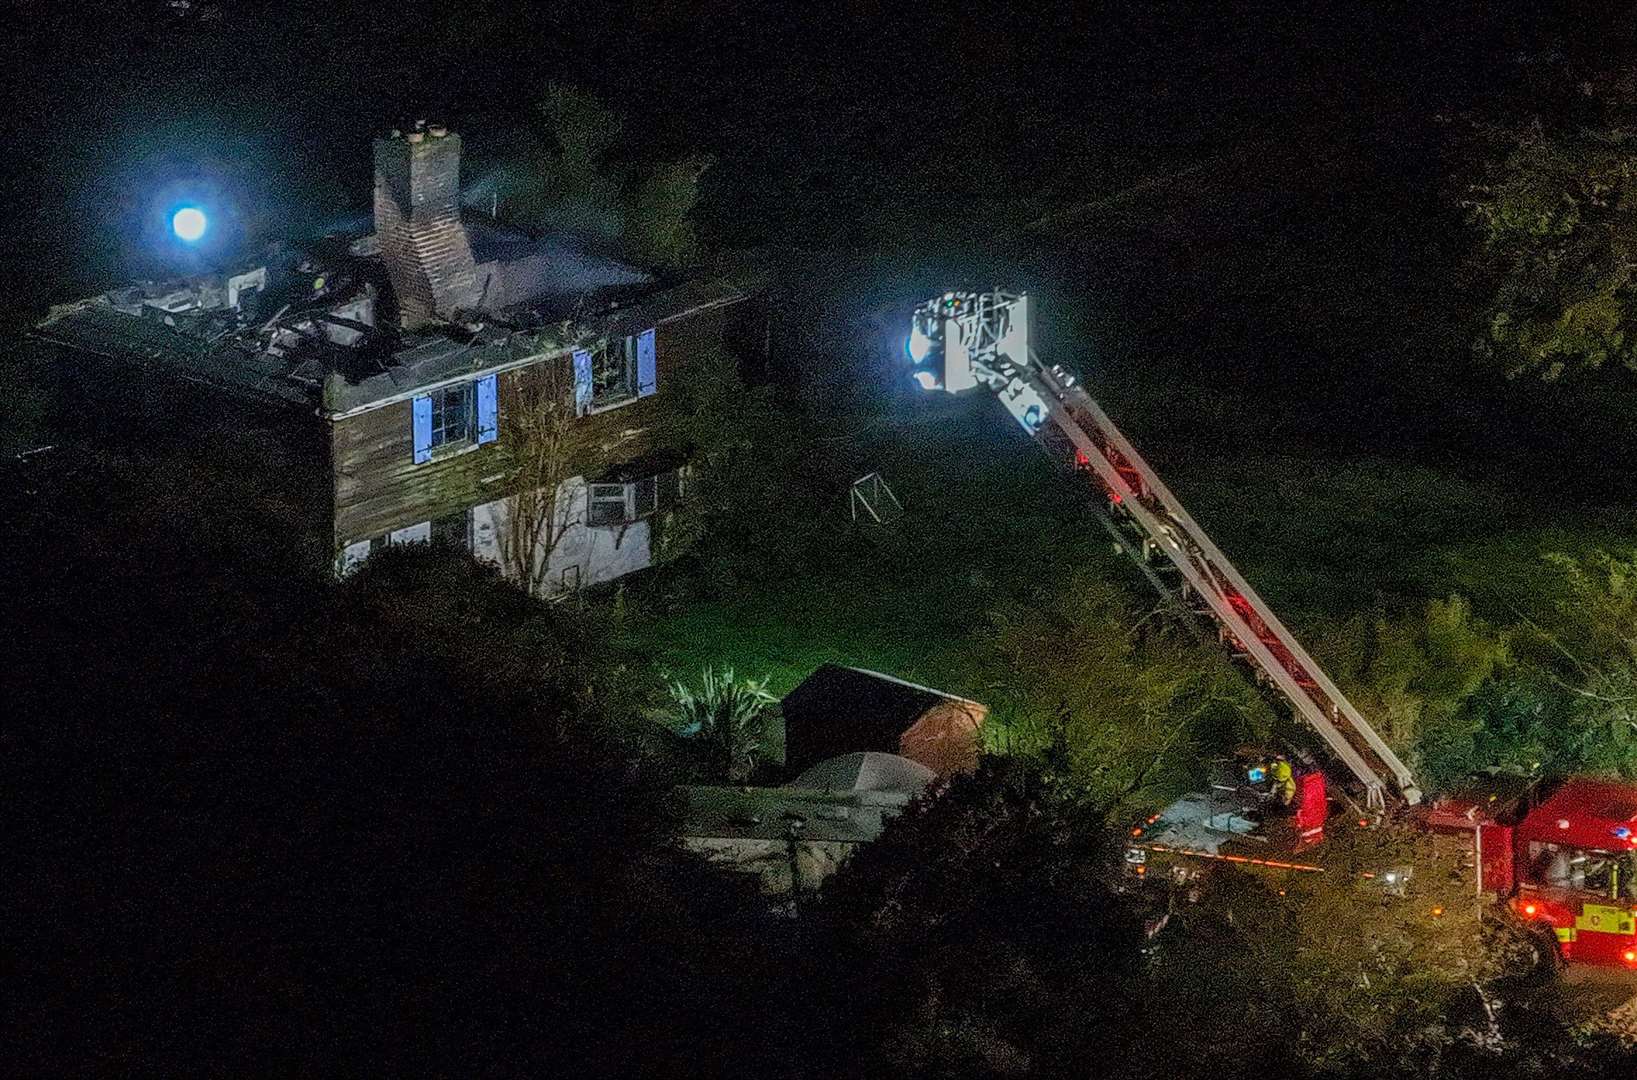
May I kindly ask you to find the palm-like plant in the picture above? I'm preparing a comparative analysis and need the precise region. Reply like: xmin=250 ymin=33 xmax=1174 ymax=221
xmin=666 ymin=667 xmax=776 ymax=781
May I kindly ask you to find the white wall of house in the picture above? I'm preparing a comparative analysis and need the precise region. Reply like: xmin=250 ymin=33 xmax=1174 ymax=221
xmin=471 ymin=475 xmax=653 ymax=595
xmin=340 ymin=475 xmax=657 ymax=595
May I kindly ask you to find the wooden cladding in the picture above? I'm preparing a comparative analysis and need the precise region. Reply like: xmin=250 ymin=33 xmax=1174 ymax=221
xmin=330 ymin=301 xmax=737 ymax=546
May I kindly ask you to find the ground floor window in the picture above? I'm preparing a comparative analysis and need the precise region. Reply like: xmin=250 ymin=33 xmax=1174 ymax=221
xmin=430 ymin=508 xmax=472 ymax=549
xmin=338 ymin=512 xmax=470 ymax=576
xmin=586 ymin=467 xmax=683 ymax=528
xmin=587 ymin=483 xmax=632 ymax=527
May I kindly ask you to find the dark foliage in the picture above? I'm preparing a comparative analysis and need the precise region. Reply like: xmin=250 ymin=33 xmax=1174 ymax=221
xmin=4 ymin=448 xmax=785 ymax=1076
xmin=803 ymin=758 xmax=1147 ymax=1078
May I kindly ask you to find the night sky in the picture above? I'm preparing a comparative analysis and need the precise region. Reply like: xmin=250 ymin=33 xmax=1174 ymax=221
xmin=5 ymin=4 xmax=1580 ymax=315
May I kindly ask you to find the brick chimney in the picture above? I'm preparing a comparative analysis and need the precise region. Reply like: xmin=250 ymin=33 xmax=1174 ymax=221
xmin=373 ymin=123 xmax=478 ymax=329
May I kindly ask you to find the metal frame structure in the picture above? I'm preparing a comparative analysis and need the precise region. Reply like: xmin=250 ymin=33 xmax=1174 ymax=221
xmin=910 ymin=289 xmax=1422 ymax=811
xmin=850 ymin=472 xmax=904 ymax=524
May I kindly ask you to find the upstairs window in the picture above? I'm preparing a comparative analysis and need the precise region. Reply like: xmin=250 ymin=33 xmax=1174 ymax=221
xmin=592 ymin=336 xmax=637 ymax=408
xmin=430 ymin=383 xmax=472 ymax=448
xmin=412 ymin=374 xmax=498 ymax=463
xmin=575 ymin=328 xmax=657 ymax=415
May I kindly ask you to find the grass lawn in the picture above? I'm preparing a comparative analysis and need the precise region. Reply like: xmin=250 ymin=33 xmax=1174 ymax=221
xmin=624 ymin=388 xmax=1637 ymax=705
xmin=1152 ymin=445 xmax=1637 ymax=627
xmin=624 ymin=392 xmax=1125 ymax=699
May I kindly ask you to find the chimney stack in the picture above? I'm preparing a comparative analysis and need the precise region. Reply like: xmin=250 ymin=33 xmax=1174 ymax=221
xmin=373 ymin=124 xmax=478 ymax=329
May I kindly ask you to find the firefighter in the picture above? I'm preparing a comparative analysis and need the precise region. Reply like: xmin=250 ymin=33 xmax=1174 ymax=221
xmin=1270 ymin=754 xmax=1296 ymax=809
xmin=1542 ymin=846 xmax=1572 ymax=888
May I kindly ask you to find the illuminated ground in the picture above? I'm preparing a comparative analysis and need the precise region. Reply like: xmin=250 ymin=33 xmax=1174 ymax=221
xmin=625 ymin=387 xmax=1637 ymax=702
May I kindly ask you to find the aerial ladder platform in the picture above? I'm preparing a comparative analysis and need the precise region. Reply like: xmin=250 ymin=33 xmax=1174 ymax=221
xmin=905 ymin=290 xmax=1422 ymax=811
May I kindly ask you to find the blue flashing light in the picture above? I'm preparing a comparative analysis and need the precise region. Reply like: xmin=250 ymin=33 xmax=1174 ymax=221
xmin=1615 ymin=826 xmax=1632 ymax=840
xmin=172 ymin=206 xmax=208 ymax=242
xmin=1247 ymin=766 xmax=1267 ymax=783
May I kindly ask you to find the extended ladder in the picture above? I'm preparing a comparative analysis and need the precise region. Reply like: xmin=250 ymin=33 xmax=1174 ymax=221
xmin=909 ymin=290 xmax=1422 ymax=811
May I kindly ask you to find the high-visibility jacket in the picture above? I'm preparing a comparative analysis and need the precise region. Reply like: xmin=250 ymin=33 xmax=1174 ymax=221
xmin=1271 ymin=760 xmax=1295 ymax=804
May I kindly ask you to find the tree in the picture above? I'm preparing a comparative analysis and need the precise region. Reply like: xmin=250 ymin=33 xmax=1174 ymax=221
xmin=492 ymin=323 xmax=615 ymax=599
xmin=1462 ymin=68 xmax=1637 ymax=379
xmin=652 ymin=346 xmax=833 ymax=593
xmin=978 ymin=570 xmax=1275 ymax=813
xmin=1512 ymin=550 xmax=1637 ymax=778
xmin=508 ymin=83 xmax=626 ymax=240
xmin=806 ymin=758 xmax=1147 ymax=1078
xmin=7 ymin=521 xmax=791 ymax=1075
xmin=623 ymin=154 xmax=715 ymax=272
xmin=494 ymin=85 xmax=716 ymax=273
xmin=1148 ymin=823 xmax=1545 ymax=1077
xmin=1317 ymin=597 xmax=1510 ymax=790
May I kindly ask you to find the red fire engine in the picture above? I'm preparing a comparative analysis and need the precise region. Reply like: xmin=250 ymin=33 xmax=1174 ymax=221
xmin=1425 ymin=778 xmax=1637 ymax=967
xmin=907 ymin=289 xmax=1637 ymax=968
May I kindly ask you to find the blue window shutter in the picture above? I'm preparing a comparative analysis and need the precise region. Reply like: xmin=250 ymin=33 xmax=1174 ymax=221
xmin=475 ymin=374 xmax=498 ymax=445
xmin=412 ymin=395 xmax=433 ymax=463
xmin=572 ymin=349 xmax=593 ymax=415
xmin=636 ymin=328 xmax=657 ymax=397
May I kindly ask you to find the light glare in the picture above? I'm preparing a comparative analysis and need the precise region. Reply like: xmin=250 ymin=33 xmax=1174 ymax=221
xmin=172 ymin=207 xmax=208 ymax=242
xmin=907 ymin=326 xmax=932 ymax=362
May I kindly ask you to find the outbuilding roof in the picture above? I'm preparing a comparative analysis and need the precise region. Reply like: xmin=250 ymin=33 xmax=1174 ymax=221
xmin=781 ymin=665 xmax=986 ymax=776
xmin=677 ymin=784 xmax=913 ymax=844
xmin=790 ymin=752 xmax=936 ymax=797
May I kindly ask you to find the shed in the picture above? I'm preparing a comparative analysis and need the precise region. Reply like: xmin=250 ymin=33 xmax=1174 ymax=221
xmin=780 ymin=665 xmax=985 ymax=778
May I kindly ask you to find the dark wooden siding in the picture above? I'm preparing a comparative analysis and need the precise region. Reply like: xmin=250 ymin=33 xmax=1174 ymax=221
xmin=330 ymin=296 xmax=754 ymax=545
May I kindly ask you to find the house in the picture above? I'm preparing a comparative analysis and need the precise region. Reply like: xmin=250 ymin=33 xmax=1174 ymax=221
xmin=780 ymin=665 xmax=987 ymax=778
xmin=678 ymin=751 xmax=937 ymax=897
xmin=30 ymin=123 xmax=768 ymax=594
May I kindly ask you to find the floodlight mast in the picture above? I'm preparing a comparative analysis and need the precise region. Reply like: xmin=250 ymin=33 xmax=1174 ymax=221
xmin=909 ymin=289 xmax=1422 ymax=812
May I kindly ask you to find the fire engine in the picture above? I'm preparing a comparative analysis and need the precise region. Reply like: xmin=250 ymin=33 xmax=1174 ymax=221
xmin=905 ymin=288 xmax=1637 ymax=968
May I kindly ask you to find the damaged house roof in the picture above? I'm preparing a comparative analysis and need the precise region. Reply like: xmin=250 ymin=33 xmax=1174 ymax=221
xmin=29 ymin=125 xmax=765 ymax=420
xmin=31 ymin=301 xmax=316 ymax=409
xmin=32 ymin=233 xmax=760 ymax=418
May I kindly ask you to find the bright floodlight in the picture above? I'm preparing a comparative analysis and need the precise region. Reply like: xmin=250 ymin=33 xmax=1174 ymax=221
xmin=912 ymin=370 xmax=939 ymax=391
xmin=172 ymin=207 xmax=208 ymax=242
xmin=906 ymin=325 xmax=932 ymax=363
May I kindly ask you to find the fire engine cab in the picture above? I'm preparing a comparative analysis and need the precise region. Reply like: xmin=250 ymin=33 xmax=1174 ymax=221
xmin=1512 ymin=781 xmax=1637 ymax=965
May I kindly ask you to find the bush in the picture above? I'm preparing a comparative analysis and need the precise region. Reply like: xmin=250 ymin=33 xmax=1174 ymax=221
xmin=1317 ymin=597 xmax=1510 ymax=791
xmin=662 ymin=666 xmax=777 ymax=781
xmin=978 ymin=569 xmax=1275 ymax=812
